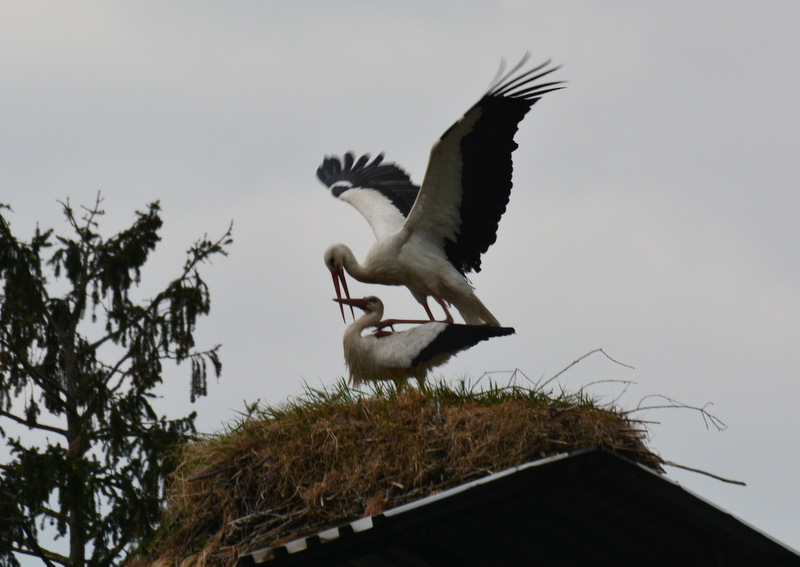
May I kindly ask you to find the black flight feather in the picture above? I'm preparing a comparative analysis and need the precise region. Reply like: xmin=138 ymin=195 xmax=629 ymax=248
xmin=410 ymin=324 xmax=515 ymax=367
xmin=317 ymin=152 xmax=420 ymax=217
xmin=443 ymin=58 xmax=564 ymax=275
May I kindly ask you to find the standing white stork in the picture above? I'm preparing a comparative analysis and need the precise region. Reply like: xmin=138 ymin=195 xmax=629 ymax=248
xmin=334 ymin=296 xmax=515 ymax=389
xmin=318 ymin=55 xmax=563 ymax=326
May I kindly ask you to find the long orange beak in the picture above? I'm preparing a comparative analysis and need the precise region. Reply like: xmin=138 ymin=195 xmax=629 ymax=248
xmin=331 ymin=267 xmax=354 ymax=322
xmin=333 ymin=297 xmax=369 ymax=312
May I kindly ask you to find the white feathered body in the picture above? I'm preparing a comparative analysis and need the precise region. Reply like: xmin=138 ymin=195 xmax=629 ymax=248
xmin=318 ymin=57 xmax=563 ymax=327
xmin=338 ymin=296 xmax=515 ymax=388
xmin=342 ymin=322 xmax=450 ymax=387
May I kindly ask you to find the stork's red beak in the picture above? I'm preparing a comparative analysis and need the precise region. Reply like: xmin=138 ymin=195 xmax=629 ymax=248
xmin=333 ymin=297 xmax=369 ymax=312
xmin=331 ymin=267 xmax=354 ymax=322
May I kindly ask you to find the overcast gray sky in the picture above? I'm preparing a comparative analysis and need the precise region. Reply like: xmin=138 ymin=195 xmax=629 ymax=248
xmin=2 ymin=0 xmax=799 ymax=559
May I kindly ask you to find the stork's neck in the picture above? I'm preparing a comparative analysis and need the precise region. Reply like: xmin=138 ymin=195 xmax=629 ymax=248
xmin=345 ymin=307 xmax=383 ymax=338
xmin=338 ymin=245 xmax=372 ymax=282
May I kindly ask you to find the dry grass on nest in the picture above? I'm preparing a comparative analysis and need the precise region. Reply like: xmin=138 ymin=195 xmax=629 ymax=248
xmin=140 ymin=379 xmax=662 ymax=566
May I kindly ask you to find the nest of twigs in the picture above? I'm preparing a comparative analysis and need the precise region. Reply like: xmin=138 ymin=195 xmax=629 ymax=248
xmin=139 ymin=379 xmax=662 ymax=566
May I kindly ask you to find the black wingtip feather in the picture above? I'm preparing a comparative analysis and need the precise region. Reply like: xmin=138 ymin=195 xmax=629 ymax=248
xmin=445 ymin=57 xmax=564 ymax=275
xmin=411 ymin=324 xmax=515 ymax=367
xmin=488 ymin=57 xmax=564 ymax=100
xmin=316 ymin=152 xmax=421 ymax=217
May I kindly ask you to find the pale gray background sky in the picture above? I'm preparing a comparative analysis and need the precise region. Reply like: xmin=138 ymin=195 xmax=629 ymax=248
xmin=2 ymin=1 xmax=799 ymax=560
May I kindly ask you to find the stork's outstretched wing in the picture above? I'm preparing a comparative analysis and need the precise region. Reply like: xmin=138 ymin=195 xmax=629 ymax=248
xmin=317 ymin=152 xmax=420 ymax=241
xmin=406 ymin=56 xmax=564 ymax=274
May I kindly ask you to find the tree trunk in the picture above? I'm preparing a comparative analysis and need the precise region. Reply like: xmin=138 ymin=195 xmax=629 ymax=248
xmin=62 ymin=305 xmax=86 ymax=567
xmin=66 ymin=413 xmax=86 ymax=567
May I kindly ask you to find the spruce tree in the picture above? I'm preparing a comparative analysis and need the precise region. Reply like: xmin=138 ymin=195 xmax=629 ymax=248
xmin=0 ymin=195 xmax=232 ymax=566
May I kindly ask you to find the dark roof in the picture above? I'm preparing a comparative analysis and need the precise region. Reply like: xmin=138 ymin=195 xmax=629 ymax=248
xmin=239 ymin=447 xmax=800 ymax=567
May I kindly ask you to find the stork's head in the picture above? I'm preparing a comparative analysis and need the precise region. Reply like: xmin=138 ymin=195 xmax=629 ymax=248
xmin=333 ymin=296 xmax=384 ymax=318
xmin=324 ymin=244 xmax=354 ymax=322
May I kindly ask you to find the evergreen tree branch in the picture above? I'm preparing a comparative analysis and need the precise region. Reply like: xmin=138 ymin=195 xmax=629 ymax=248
xmin=15 ymin=521 xmax=68 ymax=567
xmin=0 ymin=408 xmax=68 ymax=437
xmin=0 ymin=338 xmax=69 ymax=410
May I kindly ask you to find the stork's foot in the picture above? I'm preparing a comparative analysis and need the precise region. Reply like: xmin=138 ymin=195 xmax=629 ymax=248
xmin=433 ymin=294 xmax=454 ymax=323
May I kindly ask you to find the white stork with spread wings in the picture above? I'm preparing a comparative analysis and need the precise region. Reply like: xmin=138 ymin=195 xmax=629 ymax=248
xmin=334 ymin=296 xmax=515 ymax=389
xmin=318 ymin=55 xmax=563 ymax=326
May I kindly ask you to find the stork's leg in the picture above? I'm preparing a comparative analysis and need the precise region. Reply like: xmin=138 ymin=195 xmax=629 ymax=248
xmin=374 ymin=317 xmax=432 ymax=331
xmin=433 ymin=294 xmax=454 ymax=324
xmin=376 ymin=294 xmax=453 ymax=330
xmin=421 ymin=299 xmax=436 ymax=321
xmin=420 ymin=294 xmax=453 ymax=323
